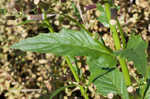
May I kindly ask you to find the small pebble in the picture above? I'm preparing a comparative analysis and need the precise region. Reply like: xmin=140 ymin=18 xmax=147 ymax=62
xmin=127 ymin=86 xmax=134 ymax=93
xmin=34 ymin=0 xmax=40 ymax=5
xmin=107 ymin=92 xmax=114 ymax=99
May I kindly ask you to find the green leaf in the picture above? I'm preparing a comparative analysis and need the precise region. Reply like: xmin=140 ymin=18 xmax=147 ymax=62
xmin=87 ymin=54 xmax=117 ymax=83
xmin=96 ymin=4 xmax=109 ymax=27
xmin=145 ymin=88 xmax=150 ymax=99
xmin=93 ymin=69 xmax=129 ymax=99
xmin=115 ymin=35 xmax=148 ymax=76
xmin=67 ymin=56 xmax=80 ymax=77
xmin=0 ymin=9 xmax=7 ymax=14
xmin=11 ymin=29 xmax=111 ymax=56
xmin=144 ymin=79 xmax=150 ymax=99
xmin=145 ymin=86 xmax=150 ymax=99
xmin=142 ymin=79 xmax=150 ymax=99
xmin=50 ymin=84 xmax=75 ymax=99
xmin=17 ymin=20 xmax=34 ymax=26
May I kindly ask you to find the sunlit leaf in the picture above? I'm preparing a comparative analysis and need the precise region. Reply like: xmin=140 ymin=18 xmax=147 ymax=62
xmin=11 ymin=29 xmax=111 ymax=56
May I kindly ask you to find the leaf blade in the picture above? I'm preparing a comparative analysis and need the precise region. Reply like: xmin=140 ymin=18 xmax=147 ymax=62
xmin=11 ymin=29 xmax=111 ymax=56
xmin=94 ymin=69 xmax=129 ymax=99
xmin=87 ymin=54 xmax=129 ymax=99
xmin=115 ymin=35 xmax=148 ymax=76
xmin=87 ymin=54 xmax=117 ymax=83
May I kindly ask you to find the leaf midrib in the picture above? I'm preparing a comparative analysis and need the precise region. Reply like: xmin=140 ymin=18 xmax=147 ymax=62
xmin=14 ymin=42 xmax=109 ymax=55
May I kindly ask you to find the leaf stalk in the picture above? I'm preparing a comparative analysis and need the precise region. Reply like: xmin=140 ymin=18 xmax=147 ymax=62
xmin=104 ymin=2 xmax=131 ymax=86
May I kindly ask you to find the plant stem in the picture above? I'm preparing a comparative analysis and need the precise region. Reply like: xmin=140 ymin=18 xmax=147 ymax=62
xmin=44 ymin=19 xmax=54 ymax=33
xmin=111 ymin=24 xmax=121 ymax=49
xmin=65 ymin=56 xmax=88 ymax=99
xmin=119 ymin=58 xmax=131 ymax=85
xmin=116 ymin=18 xmax=126 ymax=48
xmin=47 ymin=20 xmax=89 ymax=98
xmin=65 ymin=56 xmax=80 ymax=82
xmin=104 ymin=2 xmax=131 ymax=86
xmin=79 ymin=85 xmax=89 ymax=99
xmin=43 ymin=11 xmax=54 ymax=33
xmin=63 ymin=14 xmax=91 ymax=36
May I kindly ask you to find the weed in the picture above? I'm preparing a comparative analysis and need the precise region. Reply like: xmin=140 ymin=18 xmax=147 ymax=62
xmin=11 ymin=0 xmax=149 ymax=99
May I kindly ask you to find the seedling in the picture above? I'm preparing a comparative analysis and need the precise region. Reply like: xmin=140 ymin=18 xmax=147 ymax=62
xmin=11 ymin=0 xmax=150 ymax=99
